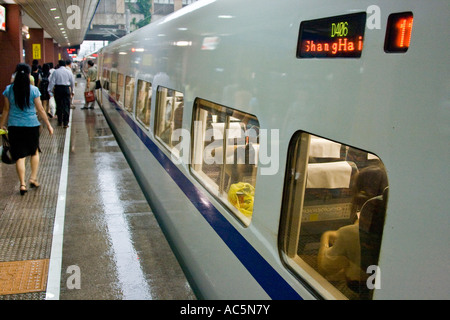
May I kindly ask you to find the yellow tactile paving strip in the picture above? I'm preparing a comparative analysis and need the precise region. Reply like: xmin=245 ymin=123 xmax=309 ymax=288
xmin=0 ymin=260 xmax=49 ymax=295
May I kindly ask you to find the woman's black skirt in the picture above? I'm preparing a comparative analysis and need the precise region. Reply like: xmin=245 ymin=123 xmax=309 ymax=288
xmin=8 ymin=126 xmax=41 ymax=160
xmin=40 ymin=91 xmax=50 ymax=101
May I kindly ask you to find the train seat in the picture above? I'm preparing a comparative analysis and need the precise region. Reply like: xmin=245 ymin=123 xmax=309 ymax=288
xmin=359 ymin=187 xmax=388 ymax=273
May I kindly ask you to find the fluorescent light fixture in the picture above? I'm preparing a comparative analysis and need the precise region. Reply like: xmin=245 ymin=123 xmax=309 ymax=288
xmin=174 ymin=41 xmax=192 ymax=47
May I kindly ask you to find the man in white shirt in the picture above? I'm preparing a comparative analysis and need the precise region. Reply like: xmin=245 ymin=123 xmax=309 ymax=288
xmin=48 ymin=60 xmax=74 ymax=128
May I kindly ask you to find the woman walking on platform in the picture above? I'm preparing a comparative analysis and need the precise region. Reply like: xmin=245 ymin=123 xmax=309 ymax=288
xmin=39 ymin=63 xmax=52 ymax=118
xmin=0 ymin=63 xmax=54 ymax=195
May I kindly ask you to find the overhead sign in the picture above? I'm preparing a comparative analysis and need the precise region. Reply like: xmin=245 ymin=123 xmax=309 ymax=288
xmin=32 ymin=44 xmax=41 ymax=60
xmin=297 ymin=12 xmax=367 ymax=58
xmin=0 ymin=5 xmax=6 ymax=32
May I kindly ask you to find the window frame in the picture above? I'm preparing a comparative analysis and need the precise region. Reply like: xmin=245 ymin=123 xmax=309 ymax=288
xmin=124 ymin=75 xmax=136 ymax=114
xmin=154 ymin=86 xmax=185 ymax=156
xmin=117 ymin=73 xmax=125 ymax=106
xmin=135 ymin=79 xmax=152 ymax=130
xmin=102 ymin=68 xmax=110 ymax=91
xmin=110 ymin=70 xmax=118 ymax=99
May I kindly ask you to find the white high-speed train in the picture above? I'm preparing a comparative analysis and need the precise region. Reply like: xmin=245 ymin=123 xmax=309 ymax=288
xmin=94 ymin=0 xmax=450 ymax=299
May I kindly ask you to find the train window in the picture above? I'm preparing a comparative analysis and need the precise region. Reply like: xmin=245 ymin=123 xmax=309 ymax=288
xmin=154 ymin=86 xmax=184 ymax=152
xmin=117 ymin=73 xmax=125 ymax=106
xmin=279 ymin=132 xmax=389 ymax=300
xmin=136 ymin=80 xmax=152 ymax=129
xmin=110 ymin=70 xmax=118 ymax=99
xmin=191 ymin=98 xmax=259 ymax=227
xmin=102 ymin=69 xmax=110 ymax=91
xmin=124 ymin=76 xmax=135 ymax=113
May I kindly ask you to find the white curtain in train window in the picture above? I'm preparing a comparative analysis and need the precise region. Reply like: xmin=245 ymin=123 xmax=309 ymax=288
xmin=136 ymin=80 xmax=152 ymax=128
xmin=124 ymin=76 xmax=135 ymax=113
xmin=155 ymin=86 xmax=184 ymax=150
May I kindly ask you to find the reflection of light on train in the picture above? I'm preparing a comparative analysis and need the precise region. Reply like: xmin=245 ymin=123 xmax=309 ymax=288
xmin=93 ymin=0 xmax=450 ymax=300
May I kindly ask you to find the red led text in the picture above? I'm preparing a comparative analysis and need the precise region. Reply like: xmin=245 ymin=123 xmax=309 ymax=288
xmin=303 ymin=36 xmax=363 ymax=55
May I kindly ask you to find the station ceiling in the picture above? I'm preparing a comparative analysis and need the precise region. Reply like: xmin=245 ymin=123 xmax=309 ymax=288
xmin=6 ymin=0 xmax=99 ymax=46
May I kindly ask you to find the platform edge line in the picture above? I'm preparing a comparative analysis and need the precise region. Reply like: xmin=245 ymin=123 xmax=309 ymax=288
xmin=45 ymin=112 xmax=72 ymax=300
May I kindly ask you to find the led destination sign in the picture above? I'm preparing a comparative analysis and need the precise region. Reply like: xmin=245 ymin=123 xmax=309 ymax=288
xmin=297 ymin=12 xmax=367 ymax=58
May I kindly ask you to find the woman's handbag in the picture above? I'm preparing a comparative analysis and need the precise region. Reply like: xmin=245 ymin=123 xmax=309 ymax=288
xmin=84 ymin=91 xmax=95 ymax=103
xmin=1 ymin=134 xmax=16 ymax=165
xmin=95 ymin=80 xmax=101 ymax=89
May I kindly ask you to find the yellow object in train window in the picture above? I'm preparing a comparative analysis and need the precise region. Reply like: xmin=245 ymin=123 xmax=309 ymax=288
xmin=228 ymin=182 xmax=255 ymax=217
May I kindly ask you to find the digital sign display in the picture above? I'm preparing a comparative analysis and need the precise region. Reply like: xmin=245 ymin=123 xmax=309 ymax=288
xmin=384 ymin=12 xmax=413 ymax=53
xmin=297 ymin=12 xmax=366 ymax=58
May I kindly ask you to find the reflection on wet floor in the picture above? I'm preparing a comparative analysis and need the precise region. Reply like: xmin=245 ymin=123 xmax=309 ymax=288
xmin=58 ymin=82 xmax=195 ymax=300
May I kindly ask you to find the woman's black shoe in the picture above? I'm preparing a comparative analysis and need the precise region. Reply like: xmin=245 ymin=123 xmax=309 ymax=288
xmin=20 ymin=185 xmax=28 ymax=195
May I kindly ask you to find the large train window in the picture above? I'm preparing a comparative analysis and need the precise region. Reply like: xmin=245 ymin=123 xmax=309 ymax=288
xmin=117 ymin=73 xmax=125 ymax=106
xmin=279 ymin=132 xmax=389 ymax=300
xmin=136 ymin=80 xmax=152 ymax=129
xmin=154 ymin=86 xmax=184 ymax=152
xmin=191 ymin=98 xmax=260 ymax=227
xmin=124 ymin=76 xmax=135 ymax=113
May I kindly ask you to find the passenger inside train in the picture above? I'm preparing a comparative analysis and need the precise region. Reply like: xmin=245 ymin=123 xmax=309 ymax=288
xmin=317 ymin=165 xmax=388 ymax=299
xmin=280 ymin=133 xmax=389 ymax=300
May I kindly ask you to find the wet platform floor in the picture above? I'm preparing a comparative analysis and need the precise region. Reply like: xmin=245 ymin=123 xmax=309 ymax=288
xmin=0 ymin=77 xmax=195 ymax=300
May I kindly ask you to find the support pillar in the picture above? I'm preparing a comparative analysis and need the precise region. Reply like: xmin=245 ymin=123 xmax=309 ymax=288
xmin=0 ymin=4 xmax=23 ymax=113
xmin=44 ymin=38 xmax=55 ymax=66
xmin=24 ymin=28 xmax=44 ymax=66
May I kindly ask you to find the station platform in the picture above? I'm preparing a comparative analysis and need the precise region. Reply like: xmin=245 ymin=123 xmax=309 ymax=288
xmin=0 ymin=77 xmax=196 ymax=300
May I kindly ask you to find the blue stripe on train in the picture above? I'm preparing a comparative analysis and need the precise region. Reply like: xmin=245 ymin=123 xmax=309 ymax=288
xmin=111 ymin=101 xmax=302 ymax=300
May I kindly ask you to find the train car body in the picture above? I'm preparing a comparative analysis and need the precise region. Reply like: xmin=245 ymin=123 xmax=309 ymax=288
xmin=94 ymin=0 xmax=450 ymax=299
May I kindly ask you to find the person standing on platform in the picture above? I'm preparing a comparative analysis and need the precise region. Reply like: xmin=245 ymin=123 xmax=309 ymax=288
xmin=48 ymin=60 xmax=74 ymax=128
xmin=39 ymin=64 xmax=52 ymax=118
xmin=81 ymin=60 xmax=97 ymax=110
xmin=0 ymin=63 xmax=54 ymax=195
